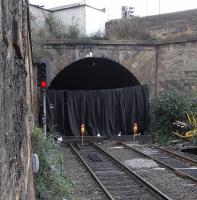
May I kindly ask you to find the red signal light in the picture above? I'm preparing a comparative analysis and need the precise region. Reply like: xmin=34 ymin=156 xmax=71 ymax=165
xmin=40 ymin=81 xmax=47 ymax=88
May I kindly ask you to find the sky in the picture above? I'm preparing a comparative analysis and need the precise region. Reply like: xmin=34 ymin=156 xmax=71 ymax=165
xmin=30 ymin=0 xmax=197 ymax=19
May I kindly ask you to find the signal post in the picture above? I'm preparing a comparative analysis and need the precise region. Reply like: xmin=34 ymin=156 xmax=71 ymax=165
xmin=38 ymin=63 xmax=47 ymax=136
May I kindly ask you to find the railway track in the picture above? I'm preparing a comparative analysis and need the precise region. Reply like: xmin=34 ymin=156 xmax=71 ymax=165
xmin=69 ymin=143 xmax=171 ymax=200
xmin=122 ymin=143 xmax=197 ymax=182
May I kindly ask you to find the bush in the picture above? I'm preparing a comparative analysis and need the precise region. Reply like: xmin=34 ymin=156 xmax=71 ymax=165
xmin=150 ymin=90 xmax=192 ymax=143
xmin=31 ymin=128 xmax=72 ymax=199
xmin=65 ymin=18 xmax=80 ymax=39
xmin=89 ymin=30 xmax=106 ymax=40
xmin=107 ymin=17 xmax=151 ymax=40
xmin=45 ymin=14 xmax=79 ymax=39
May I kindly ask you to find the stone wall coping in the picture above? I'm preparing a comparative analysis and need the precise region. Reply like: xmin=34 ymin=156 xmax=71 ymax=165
xmin=44 ymin=39 xmax=155 ymax=46
xmin=106 ymin=8 xmax=197 ymax=24
xmin=43 ymin=36 xmax=197 ymax=47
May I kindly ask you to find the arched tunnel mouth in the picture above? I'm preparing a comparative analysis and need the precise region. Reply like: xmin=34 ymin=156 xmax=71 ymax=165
xmin=45 ymin=58 xmax=150 ymax=137
xmin=50 ymin=57 xmax=140 ymax=90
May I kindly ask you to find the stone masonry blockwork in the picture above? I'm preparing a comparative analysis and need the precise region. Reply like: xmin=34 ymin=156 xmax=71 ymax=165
xmin=42 ymin=39 xmax=197 ymax=97
xmin=0 ymin=0 xmax=35 ymax=199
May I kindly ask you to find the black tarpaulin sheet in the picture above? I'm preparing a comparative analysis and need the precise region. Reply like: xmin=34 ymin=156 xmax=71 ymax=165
xmin=46 ymin=90 xmax=65 ymax=133
xmin=46 ymin=85 xmax=149 ymax=136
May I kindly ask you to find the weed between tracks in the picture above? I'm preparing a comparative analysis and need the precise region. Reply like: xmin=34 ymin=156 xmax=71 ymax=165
xmin=31 ymin=128 xmax=73 ymax=200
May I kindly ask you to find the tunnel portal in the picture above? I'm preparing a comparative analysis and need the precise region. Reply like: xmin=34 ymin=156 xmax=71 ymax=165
xmin=50 ymin=57 xmax=140 ymax=90
xmin=47 ymin=58 xmax=149 ymax=136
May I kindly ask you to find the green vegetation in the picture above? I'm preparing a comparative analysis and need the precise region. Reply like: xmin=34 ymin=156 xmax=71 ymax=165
xmin=31 ymin=128 xmax=72 ymax=200
xmin=108 ymin=17 xmax=151 ymax=40
xmin=88 ymin=30 xmax=106 ymax=40
xmin=46 ymin=14 xmax=80 ymax=39
xmin=150 ymin=89 xmax=193 ymax=144
xmin=31 ymin=13 xmax=80 ymax=61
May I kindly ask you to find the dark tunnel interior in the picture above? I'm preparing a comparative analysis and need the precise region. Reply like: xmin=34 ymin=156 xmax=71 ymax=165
xmin=50 ymin=57 xmax=140 ymax=90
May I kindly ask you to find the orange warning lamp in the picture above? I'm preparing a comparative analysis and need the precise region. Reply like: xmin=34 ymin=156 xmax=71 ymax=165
xmin=133 ymin=123 xmax=138 ymax=134
xmin=80 ymin=124 xmax=85 ymax=135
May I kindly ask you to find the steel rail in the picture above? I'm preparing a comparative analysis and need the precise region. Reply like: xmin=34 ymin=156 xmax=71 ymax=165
xmin=69 ymin=143 xmax=115 ymax=200
xmin=95 ymin=144 xmax=171 ymax=200
xmin=122 ymin=143 xmax=197 ymax=183
xmin=154 ymin=145 xmax=197 ymax=165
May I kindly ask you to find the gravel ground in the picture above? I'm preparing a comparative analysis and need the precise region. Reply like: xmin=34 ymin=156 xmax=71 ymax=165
xmin=58 ymin=144 xmax=108 ymax=200
xmin=99 ymin=141 xmax=197 ymax=200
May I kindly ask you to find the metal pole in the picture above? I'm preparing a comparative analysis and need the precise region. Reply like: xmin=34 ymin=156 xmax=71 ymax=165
xmin=51 ymin=109 xmax=53 ymax=134
xmin=80 ymin=124 xmax=84 ymax=148
xmin=49 ymin=103 xmax=55 ymax=134
xmin=43 ymin=89 xmax=47 ymax=136
xmin=82 ymin=134 xmax=84 ymax=147
xmin=133 ymin=134 xmax=136 ymax=142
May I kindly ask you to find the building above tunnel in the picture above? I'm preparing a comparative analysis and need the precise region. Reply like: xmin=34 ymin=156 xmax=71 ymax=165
xmin=30 ymin=2 xmax=106 ymax=36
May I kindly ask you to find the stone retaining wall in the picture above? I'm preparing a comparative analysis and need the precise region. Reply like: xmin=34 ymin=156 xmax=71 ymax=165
xmin=0 ymin=1 xmax=35 ymax=199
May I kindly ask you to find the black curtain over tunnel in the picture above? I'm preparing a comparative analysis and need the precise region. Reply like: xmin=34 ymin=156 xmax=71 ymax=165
xmin=46 ymin=85 xmax=149 ymax=136
xmin=46 ymin=90 xmax=65 ymax=134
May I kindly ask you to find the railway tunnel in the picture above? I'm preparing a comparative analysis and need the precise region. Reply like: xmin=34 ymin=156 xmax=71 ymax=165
xmin=46 ymin=57 xmax=149 ymax=136
xmin=50 ymin=57 xmax=140 ymax=90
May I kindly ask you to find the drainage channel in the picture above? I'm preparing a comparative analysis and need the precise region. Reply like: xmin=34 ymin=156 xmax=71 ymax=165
xmin=123 ymin=143 xmax=197 ymax=182
xmin=69 ymin=143 xmax=171 ymax=200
